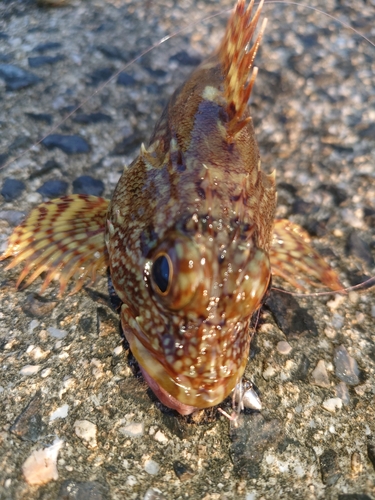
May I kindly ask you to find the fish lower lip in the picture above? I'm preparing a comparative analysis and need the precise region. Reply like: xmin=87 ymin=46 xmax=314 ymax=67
xmin=139 ymin=366 xmax=199 ymax=416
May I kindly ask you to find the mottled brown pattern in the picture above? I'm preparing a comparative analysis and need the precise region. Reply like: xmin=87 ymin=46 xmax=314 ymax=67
xmin=1 ymin=0 xmax=342 ymax=414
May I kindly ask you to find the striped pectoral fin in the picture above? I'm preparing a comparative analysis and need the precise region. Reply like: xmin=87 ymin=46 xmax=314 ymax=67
xmin=1 ymin=194 xmax=110 ymax=297
xmin=269 ymin=219 xmax=343 ymax=291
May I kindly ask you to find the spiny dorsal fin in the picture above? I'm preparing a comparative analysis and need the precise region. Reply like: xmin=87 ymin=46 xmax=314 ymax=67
xmin=218 ymin=0 xmax=267 ymax=140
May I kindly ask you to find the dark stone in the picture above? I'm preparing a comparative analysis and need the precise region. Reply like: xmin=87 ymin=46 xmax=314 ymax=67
xmin=25 ymin=112 xmax=53 ymax=124
xmin=37 ymin=179 xmax=69 ymax=198
xmin=33 ymin=42 xmax=62 ymax=53
xmin=116 ymin=72 xmax=136 ymax=86
xmin=58 ymin=480 xmax=109 ymax=500
xmin=1 ymin=178 xmax=26 ymax=201
xmin=346 ymin=231 xmax=374 ymax=268
xmin=97 ymin=44 xmax=127 ymax=61
xmin=266 ymin=290 xmax=318 ymax=338
xmin=144 ymin=67 xmax=167 ymax=78
xmin=72 ymin=175 xmax=104 ymax=196
xmin=358 ymin=123 xmax=375 ymax=139
xmin=367 ymin=441 xmax=375 ymax=471
xmin=88 ymin=67 xmax=115 ymax=86
xmin=41 ymin=134 xmax=90 ymax=154
xmin=320 ymin=184 xmax=347 ymax=204
xmin=173 ymin=460 xmax=194 ymax=481
xmin=28 ymin=55 xmax=65 ymax=68
xmin=0 ymin=63 xmax=41 ymax=90
xmin=319 ymin=449 xmax=341 ymax=486
xmin=338 ymin=495 xmax=373 ymax=500
xmin=21 ymin=293 xmax=58 ymax=318
xmin=170 ymin=50 xmax=201 ymax=66
xmin=29 ymin=159 xmax=63 ymax=180
xmin=298 ymin=33 xmax=318 ymax=48
xmin=79 ymin=316 xmax=93 ymax=333
xmin=0 ymin=210 xmax=25 ymax=226
xmin=112 ymin=132 xmax=143 ymax=155
xmin=72 ymin=112 xmax=112 ymax=124
xmin=10 ymin=391 xmax=45 ymax=442
xmin=230 ymin=413 xmax=284 ymax=479
xmin=293 ymin=354 xmax=311 ymax=381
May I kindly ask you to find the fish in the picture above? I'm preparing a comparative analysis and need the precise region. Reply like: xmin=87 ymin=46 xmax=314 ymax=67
xmin=0 ymin=0 xmax=343 ymax=415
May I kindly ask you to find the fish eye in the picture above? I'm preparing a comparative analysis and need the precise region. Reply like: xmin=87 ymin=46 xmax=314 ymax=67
xmin=151 ymin=253 xmax=172 ymax=295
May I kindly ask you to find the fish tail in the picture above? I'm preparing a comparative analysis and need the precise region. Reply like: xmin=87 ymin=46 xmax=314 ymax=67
xmin=218 ymin=0 xmax=267 ymax=139
xmin=1 ymin=194 xmax=109 ymax=297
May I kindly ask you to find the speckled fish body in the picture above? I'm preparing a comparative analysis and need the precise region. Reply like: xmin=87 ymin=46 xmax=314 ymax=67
xmin=1 ymin=0 xmax=342 ymax=415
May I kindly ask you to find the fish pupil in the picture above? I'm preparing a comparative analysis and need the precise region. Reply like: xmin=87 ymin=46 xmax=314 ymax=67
xmin=152 ymin=255 xmax=170 ymax=293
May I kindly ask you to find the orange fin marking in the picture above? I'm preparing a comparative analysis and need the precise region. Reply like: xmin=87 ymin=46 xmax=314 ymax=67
xmin=218 ymin=0 xmax=267 ymax=140
xmin=1 ymin=195 xmax=109 ymax=297
xmin=270 ymin=219 xmax=343 ymax=291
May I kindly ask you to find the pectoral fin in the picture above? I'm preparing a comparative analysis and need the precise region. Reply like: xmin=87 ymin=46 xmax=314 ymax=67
xmin=1 ymin=194 xmax=109 ymax=296
xmin=270 ymin=219 xmax=342 ymax=291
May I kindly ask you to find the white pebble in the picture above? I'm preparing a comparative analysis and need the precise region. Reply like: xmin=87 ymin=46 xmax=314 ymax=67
xmin=154 ymin=430 xmax=168 ymax=444
xmin=47 ymin=327 xmax=67 ymax=339
xmin=311 ymin=360 xmax=330 ymax=388
xmin=50 ymin=404 xmax=69 ymax=421
xmin=119 ymin=422 xmax=144 ymax=438
xmin=22 ymin=438 xmax=63 ymax=485
xmin=20 ymin=365 xmax=41 ymax=376
xmin=322 ymin=398 xmax=342 ymax=413
xmin=29 ymin=320 xmax=40 ymax=334
xmin=74 ymin=420 xmax=97 ymax=448
xmin=144 ymin=459 xmax=160 ymax=475
xmin=262 ymin=365 xmax=276 ymax=380
xmin=41 ymin=368 xmax=51 ymax=378
xmin=126 ymin=475 xmax=137 ymax=486
xmin=277 ymin=341 xmax=292 ymax=355
xmin=113 ymin=345 xmax=123 ymax=356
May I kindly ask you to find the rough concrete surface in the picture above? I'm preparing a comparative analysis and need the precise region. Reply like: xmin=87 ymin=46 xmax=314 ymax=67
xmin=0 ymin=0 xmax=374 ymax=499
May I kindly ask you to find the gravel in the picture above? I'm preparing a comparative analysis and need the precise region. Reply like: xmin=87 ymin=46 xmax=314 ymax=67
xmin=0 ymin=0 xmax=374 ymax=499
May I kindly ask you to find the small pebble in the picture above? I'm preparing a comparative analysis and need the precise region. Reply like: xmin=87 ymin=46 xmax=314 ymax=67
xmin=29 ymin=319 xmax=40 ymax=334
xmin=262 ymin=365 xmax=276 ymax=380
xmin=1 ymin=178 xmax=26 ymax=201
xmin=0 ymin=63 xmax=41 ymax=90
xmin=322 ymin=398 xmax=342 ymax=413
xmin=117 ymin=72 xmax=137 ymax=86
xmin=37 ymin=180 xmax=69 ymax=198
xmin=50 ymin=404 xmax=69 ymax=421
xmin=319 ymin=449 xmax=341 ymax=486
xmin=22 ymin=438 xmax=63 ymax=485
xmin=47 ymin=327 xmax=67 ymax=340
xmin=113 ymin=345 xmax=123 ymax=356
xmin=119 ymin=422 xmax=144 ymax=438
xmin=334 ymin=345 xmax=360 ymax=385
xmin=28 ymin=55 xmax=65 ymax=68
xmin=33 ymin=42 xmax=62 ymax=52
xmin=10 ymin=391 xmax=44 ymax=442
xmin=170 ymin=50 xmax=201 ymax=66
xmin=72 ymin=175 xmax=105 ymax=196
xmin=311 ymin=360 xmax=330 ymax=388
xmin=277 ymin=341 xmax=292 ymax=355
xmin=144 ymin=459 xmax=160 ymax=476
xmin=173 ymin=460 xmax=194 ymax=481
xmin=143 ymin=487 xmax=165 ymax=500
xmin=154 ymin=430 xmax=168 ymax=444
xmin=22 ymin=293 xmax=57 ymax=318
xmin=42 ymin=134 xmax=90 ymax=154
xmin=74 ymin=420 xmax=97 ymax=448
xmin=20 ymin=365 xmax=41 ymax=376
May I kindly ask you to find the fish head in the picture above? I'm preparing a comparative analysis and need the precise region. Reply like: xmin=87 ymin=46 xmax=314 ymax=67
xmin=109 ymin=204 xmax=271 ymax=410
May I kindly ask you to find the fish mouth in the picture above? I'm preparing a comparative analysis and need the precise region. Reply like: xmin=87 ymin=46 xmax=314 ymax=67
xmin=121 ymin=304 xmax=250 ymax=415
